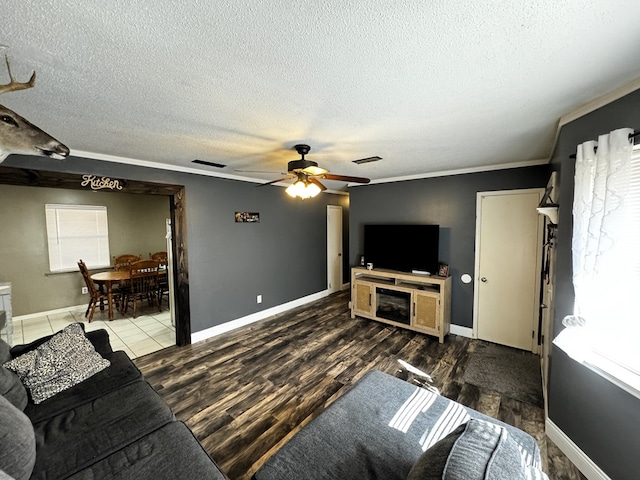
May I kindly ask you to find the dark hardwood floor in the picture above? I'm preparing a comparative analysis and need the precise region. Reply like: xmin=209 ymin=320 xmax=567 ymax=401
xmin=135 ymin=290 xmax=583 ymax=480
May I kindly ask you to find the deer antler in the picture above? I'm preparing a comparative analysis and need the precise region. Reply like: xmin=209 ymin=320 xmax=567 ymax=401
xmin=0 ymin=55 xmax=36 ymax=95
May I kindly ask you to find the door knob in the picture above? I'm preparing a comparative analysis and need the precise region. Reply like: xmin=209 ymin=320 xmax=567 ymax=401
xmin=480 ymin=277 xmax=488 ymax=282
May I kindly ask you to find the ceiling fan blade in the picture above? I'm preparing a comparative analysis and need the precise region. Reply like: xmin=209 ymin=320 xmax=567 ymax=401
xmin=257 ymin=176 xmax=294 ymax=187
xmin=302 ymin=165 xmax=329 ymax=176
xmin=308 ymin=177 xmax=327 ymax=191
xmin=321 ymin=173 xmax=370 ymax=183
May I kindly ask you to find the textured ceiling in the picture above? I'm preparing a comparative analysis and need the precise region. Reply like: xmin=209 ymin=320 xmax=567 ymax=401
xmin=3 ymin=1 xmax=640 ymax=189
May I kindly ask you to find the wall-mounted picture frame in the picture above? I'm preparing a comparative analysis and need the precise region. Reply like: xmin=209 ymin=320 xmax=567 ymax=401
xmin=235 ymin=212 xmax=260 ymax=223
xmin=438 ymin=263 xmax=449 ymax=277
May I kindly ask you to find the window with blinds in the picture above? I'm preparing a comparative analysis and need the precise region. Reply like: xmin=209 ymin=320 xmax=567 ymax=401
xmin=45 ymin=204 xmax=111 ymax=272
xmin=589 ymin=146 xmax=640 ymax=391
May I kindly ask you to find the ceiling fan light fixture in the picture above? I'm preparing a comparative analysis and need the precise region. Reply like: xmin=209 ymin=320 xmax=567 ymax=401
xmin=260 ymin=143 xmax=369 ymax=197
xmin=286 ymin=180 xmax=321 ymax=199
xmin=305 ymin=182 xmax=322 ymax=198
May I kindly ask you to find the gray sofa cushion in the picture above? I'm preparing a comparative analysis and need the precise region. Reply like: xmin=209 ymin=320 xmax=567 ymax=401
xmin=24 ymin=350 xmax=142 ymax=424
xmin=30 ymin=380 xmax=174 ymax=480
xmin=0 ymin=366 xmax=27 ymax=410
xmin=67 ymin=421 xmax=227 ymax=480
xmin=4 ymin=323 xmax=110 ymax=404
xmin=446 ymin=419 xmax=518 ymax=479
xmin=255 ymin=370 xmax=542 ymax=480
xmin=0 ymin=337 xmax=10 ymax=363
xmin=1 ymin=339 xmax=28 ymax=411
xmin=405 ymin=423 xmax=465 ymax=479
xmin=408 ymin=419 xmax=549 ymax=480
xmin=0 ymin=394 xmax=36 ymax=480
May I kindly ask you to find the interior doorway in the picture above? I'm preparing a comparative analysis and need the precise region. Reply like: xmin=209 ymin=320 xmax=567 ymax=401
xmin=0 ymin=166 xmax=191 ymax=346
xmin=327 ymin=205 xmax=343 ymax=293
xmin=473 ymin=189 xmax=544 ymax=352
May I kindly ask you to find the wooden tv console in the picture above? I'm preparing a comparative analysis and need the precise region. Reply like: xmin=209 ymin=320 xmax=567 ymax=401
xmin=350 ymin=267 xmax=451 ymax=343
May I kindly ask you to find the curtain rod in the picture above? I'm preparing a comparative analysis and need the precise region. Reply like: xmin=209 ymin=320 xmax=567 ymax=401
xmin=569 ymin=131 xmax=638 ymax=159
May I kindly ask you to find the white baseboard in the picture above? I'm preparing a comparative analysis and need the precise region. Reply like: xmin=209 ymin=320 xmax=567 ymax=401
xmin=450 ymin=324 xmax=474 ymax=338
xmin=545 ymin=418 xmax=611 ymax=480
xmin=191 ymin=289 xmax=331 ymax=344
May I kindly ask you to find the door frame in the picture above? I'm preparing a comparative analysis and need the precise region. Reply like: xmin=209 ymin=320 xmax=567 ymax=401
xmin=326 ymin=205 xmax=343 ymax=293
xmin=472 ymin=188 xmax=544 ymax=352
xmin=540 ymin=172 xmax=558 ymax=413
xmin=0 ymin=165 xmax=191 ymax=346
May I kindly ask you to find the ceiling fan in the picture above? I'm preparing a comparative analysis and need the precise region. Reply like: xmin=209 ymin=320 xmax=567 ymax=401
xmin=257 ymin=144 xmax=371 ymax=198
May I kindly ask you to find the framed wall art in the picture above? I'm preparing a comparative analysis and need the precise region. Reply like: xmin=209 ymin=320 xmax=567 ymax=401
xmin=235 ymin=212 xmax=260 ymax=223
xmin=438 ymin=263 xmax=449 ymax=277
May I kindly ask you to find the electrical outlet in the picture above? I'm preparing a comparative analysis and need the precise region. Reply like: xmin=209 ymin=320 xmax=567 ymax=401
xmin=81 ymin=287 xmax=88 ymax=294
xmin=257 ymin=294 xmax=262 ymax=304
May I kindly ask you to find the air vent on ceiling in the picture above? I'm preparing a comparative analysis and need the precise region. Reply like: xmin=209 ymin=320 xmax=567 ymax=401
xmin=192 ymin=159 xmax=227 ymax=168
xmin=352 ymin=156 xmax=382 ymax=165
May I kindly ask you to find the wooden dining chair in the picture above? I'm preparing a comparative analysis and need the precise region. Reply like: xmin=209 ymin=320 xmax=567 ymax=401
xmin=149 ymin=252 xmax=169 ymax=308
xmin=122 ymin=260 xmax=161 ymax=318
xmin=113 ymin=254 xmax=142 ymax=271
xmin=149 ymin=251 xmax=167 ymax=263
xmin=77 ymin=260 xmax=120 ymax=322
xmin=112 ymin=254 xmax=142 ymax=295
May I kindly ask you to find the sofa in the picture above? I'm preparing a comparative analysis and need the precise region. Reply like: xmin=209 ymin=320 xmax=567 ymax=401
xmin=0 ymin=322 xmax=227 ymax=480
xmin=254 ymin=370 xmax=549 ymax=480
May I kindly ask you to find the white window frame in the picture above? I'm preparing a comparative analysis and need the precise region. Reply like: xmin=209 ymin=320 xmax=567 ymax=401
xmin=45 ymin=204 xmax=111 ymax=273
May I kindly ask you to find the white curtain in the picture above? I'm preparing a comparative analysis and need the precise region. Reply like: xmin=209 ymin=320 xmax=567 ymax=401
xmin=573 ymin=128 xmax=635 ymax=322
xmin=563 ymin=127 xmax=640 ymax=368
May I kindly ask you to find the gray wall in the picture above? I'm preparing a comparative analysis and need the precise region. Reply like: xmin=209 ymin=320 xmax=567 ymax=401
xmin=0 ymin=184 xmax=169 ymax=315
xmin=348 ymin=165 xmax=549 ymax=328
xmin=1 ymin=154 xmax=349 ymax=332
xmin=548 ymin=88 xmax=640 ymax=480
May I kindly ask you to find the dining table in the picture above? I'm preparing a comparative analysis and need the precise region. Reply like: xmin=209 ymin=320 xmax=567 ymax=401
xmin=90 ymin=267 xmax=168 ymax=321
xmin=90 ymin=270 xmax=131 ymax=321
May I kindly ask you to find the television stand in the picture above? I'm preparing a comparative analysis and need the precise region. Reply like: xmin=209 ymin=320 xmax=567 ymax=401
xmin=350 ymin=267 xmax=451 ymax=343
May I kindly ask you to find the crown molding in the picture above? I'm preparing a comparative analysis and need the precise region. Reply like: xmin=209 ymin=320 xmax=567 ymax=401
xmin=70 ymin=149 xmax=263 ymax=184
xmin=73 ymin=149 xmax=547 ymax=191
xmin=70 ymin=149 xmax=348 ymax=196
xmin=542 ymin=77 xmax=640 ymax=164
xmin=558 ymin=77 xmax=640 ymax=127
xmin=350 ymin=158 xmax=548 ymax=187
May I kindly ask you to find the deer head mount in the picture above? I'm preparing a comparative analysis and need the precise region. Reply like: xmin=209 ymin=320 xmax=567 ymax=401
xmin=0 ymin=56 xmax=69 ymax=163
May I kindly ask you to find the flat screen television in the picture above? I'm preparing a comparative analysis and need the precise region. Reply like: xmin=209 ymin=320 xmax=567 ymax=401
xmin=363 ymin=224 xmax=439 ymax=274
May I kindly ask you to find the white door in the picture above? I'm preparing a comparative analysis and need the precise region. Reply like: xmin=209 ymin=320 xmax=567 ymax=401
xmin=474 ymin=189 xmax=544 ymax=352
xmin=327 ymin=205 xmax=343 ymax=293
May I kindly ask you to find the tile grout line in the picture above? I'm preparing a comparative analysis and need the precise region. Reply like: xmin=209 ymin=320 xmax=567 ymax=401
xmin=11 ymin=307 xmax=174 ymax=358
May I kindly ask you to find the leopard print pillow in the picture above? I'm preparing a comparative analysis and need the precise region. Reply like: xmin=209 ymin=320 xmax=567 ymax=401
xmin=3 ymin=323 xmax=110 ymax=404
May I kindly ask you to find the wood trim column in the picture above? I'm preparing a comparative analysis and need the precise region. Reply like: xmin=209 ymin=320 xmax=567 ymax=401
xmin=170 ymin=186 xmax=190 ymax=346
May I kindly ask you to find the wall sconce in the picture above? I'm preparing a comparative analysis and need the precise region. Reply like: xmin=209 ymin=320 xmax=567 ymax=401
xmin=537 ymin=205 xmax=559 ymax=225
xmin=537 ymin=178 xmax=559 ymax=225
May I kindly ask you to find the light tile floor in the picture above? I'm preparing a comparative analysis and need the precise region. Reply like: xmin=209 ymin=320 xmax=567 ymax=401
xmin=9 ymin=303 xmax=175 ymax=359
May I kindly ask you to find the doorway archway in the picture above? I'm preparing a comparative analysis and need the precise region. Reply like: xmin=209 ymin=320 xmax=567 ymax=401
xmin=0 ymin=166 xmax=191 ymax=346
